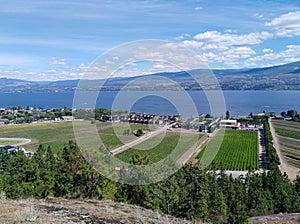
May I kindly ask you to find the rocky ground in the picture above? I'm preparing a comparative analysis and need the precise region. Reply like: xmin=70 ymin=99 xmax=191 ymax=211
xmin=249 ymin=213 xmax=300 ymax=224
xmin=0 ymin=198 xmax=191 ymax=224
xmin=0 ymin=197 xmax=299 ymax=223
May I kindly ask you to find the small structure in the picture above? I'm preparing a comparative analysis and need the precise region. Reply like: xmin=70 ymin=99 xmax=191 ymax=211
xmin=1 ymin=145 xmax=34 ymax=157
xmin=0 ymin=119 xmax=9 ymax=125
xmin=220 ymin=119 xmax=240 ymax=129
xmin=62 ymin=116 xmax=74 ymax=121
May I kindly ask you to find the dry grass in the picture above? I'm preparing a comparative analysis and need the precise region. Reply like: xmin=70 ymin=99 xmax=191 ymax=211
xmin=0 ymin=198 xmax=191 ymax=224
xmin=0 ymin=121 xmax=156 ymax=153
xmin=249 ymin=213 xmax=300 ymax=224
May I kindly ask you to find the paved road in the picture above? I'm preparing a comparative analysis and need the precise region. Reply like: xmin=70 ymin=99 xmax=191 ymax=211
xmin=211 ymin=170 xmax=264 ymax=179
xmin=0 ymin=138 xmax=31 ymax=147
xmin=258 ymin=128 xmax=269 ymax=170
xmin=111 ymin=125 xmax=171 ymax=155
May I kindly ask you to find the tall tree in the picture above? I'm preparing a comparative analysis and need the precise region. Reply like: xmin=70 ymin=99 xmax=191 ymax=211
xmin=226 ymin=110 xmax=230 ymax=119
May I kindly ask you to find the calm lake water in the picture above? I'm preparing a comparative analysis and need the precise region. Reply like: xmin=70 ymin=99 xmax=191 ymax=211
xmin=0 ymin=91 xmax=299 ymax=117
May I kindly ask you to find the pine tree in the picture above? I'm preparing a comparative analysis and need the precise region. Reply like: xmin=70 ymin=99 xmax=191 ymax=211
xmin=208 ymin=173 xmax=227 ymax=223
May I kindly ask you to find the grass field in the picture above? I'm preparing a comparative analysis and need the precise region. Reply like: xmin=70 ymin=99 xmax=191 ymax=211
xmin=98 ymin=124 xmax=156 ymax=150
xmin=116 ymin=132 xmax=203 ymax=164
xmin=0 ymin=140 xmax=22 ymax=146
xmin=272 ymin=119 xmax=300 ymax=168
xmin=197 ymin=130 xmax=259 ymax=170
xmin=0 ymin=121 xmax=155 ymax=152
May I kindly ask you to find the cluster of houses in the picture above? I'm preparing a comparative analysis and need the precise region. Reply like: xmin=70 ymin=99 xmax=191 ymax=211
xmin=0 ymin=106 xmax=74 ymax=125
xmin=102 ymin=113 xmax=180 ymax=125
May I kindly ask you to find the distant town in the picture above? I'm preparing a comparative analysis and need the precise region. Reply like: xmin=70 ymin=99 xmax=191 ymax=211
xmin=1 ymin=106 xmax=298 ymax=129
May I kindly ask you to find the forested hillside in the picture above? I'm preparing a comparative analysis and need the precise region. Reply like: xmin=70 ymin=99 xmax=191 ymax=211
xmin=1 ymin=140 xmax=299 ymax=223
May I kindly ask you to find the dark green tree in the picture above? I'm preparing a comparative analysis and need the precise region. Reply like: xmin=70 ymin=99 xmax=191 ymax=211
xmin=226 ymin=110 xmax=230 ymax=119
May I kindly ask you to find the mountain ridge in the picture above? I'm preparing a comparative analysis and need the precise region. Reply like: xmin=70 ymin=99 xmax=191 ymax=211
xmin=1 ymin=61 xmax=300 ymax=92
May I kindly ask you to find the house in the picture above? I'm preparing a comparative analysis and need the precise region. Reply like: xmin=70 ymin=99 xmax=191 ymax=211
xmin=0 ymin=119 xmax=9 ymax=125
xmin=220 ymin=119 xmax=240 ymax=129
xmin=62 ymin=116 xmax=74 ymax=121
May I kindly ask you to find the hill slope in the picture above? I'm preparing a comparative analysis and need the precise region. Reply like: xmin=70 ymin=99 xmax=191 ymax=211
xmin=1 ymin=198 xmax=299 ymax=223
xmin=1 ymin=61 xmax=300 ymax=91
xmin=0 ymin=198 xmax=191 ymax=224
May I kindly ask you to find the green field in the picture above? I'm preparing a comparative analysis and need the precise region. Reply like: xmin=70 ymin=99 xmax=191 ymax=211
xmin=197 ymin=130 xmax=259 ymax=170
xmin=272 ymin=120 xmax=300 ymax=168
xmin=98 ymin=124 xmax=156 ymax=150
xmin=0 ymin=140 xmax=22 ymax=146
xmin=116 ymin=132 xmax=203 ymax=164
xmin=0 ymin=122 xmax=155 ymax=152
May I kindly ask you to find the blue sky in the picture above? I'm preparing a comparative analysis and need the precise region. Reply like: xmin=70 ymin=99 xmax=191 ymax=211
xmin=1 ymin=0 xmax=300 ymax=81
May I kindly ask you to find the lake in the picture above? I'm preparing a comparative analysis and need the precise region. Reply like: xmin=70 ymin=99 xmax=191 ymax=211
xmin=0 ymin=91 xmax=299 ymax=117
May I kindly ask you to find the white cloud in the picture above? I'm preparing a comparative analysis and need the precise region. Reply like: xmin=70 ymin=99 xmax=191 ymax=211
xmin=194 ymin=6 xmax=202 ymax=11
xmin=78 ymin=63 xmax=87 ymax=70
xmin=201 ymin=44 xmax=227 ymax=51
xmin=152 ymin=64 xmax=166 ymax=70
xmin=224 ymin=29 xmax=237 ymax=33
xmin=50 ymin=57 xmax=67 ymax=66
xmin=193 ymin=31 xmax=272 ymax=50
xmin=265 ymin=11 xmax=300 ymax=37
xmin=262 ymin=48 xmax=273 ymax=53
xmin=175 ymin=33 xmax=191 ymax=41
xmin=212 ymin=47 xmax=256 ymax=67
xmin=253 ymin=13 xmax=264 ymax=19
xmin=46 ymin=69 xmax=58 ymax=74
xmin=284 ymin=57 xmax=300 ymax=63
xmin=181 ymin=40 xmax=203 ymax=48
xmin=105 ymin=59 xmax=114 ymax=64
xmin=0 ymin=58 xmax=90 ymax=81
xmin=225 ymin=47 xmax=256 ymax=59
xmin=179 ymin=30 xmax=269 ymax=68
xmin=244 ymin=44 xmax=300 ymax=67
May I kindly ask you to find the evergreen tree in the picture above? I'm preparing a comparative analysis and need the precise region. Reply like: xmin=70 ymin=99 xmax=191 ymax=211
xmin=247 ymin=173 xmax=274 ymax=216
xmin=208 ymin=172 xmax=227 ymax=223
xmin=291 ymin=176 xmax=300 ymax=212
xmin=226 ymin=110 xmax=230 ymax=119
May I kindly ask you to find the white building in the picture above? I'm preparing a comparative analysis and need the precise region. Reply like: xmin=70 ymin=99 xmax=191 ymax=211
xmin=220 ymin=119 xmax=240 ymax=129
xmin=62 ymin=116 xmax=74 ymax=121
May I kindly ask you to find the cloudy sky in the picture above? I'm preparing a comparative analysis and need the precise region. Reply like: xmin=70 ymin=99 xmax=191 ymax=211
xmin=1 ymin=0 xmax=300 ymax=81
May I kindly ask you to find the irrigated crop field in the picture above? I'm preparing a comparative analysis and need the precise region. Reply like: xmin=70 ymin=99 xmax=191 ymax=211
xmin=116 ymin=132 xmax=203 ymax=164
xmin=272 ymin=119 xmax=300 ymax=168
xmin=0 ymin=121 xmax=154 ymax=152
xmin=197 ymin=130 xmax=259 ymax=170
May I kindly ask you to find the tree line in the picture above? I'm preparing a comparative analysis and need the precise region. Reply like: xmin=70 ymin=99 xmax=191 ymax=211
xmin=0 ymin=140 xmax=299 ymax=223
